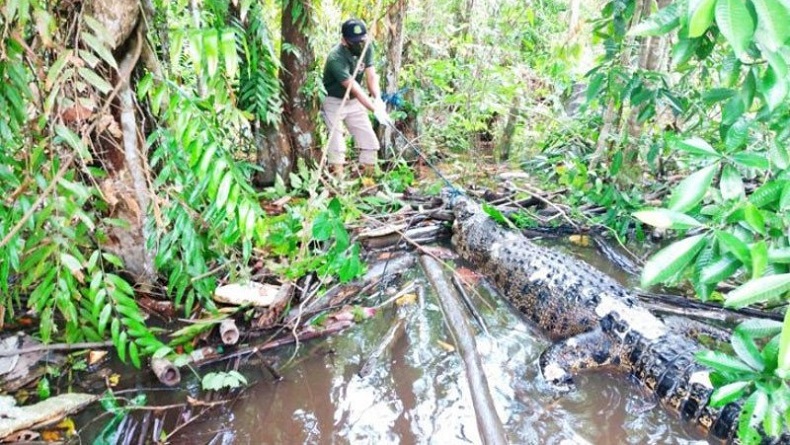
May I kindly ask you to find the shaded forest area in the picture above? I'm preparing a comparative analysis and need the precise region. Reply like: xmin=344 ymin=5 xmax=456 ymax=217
xmin=2 ymin=0 xmax=790 ymax=443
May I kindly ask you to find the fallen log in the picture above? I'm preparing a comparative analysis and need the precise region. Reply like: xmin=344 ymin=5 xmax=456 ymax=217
xmin=420 ymin=255 xmax=508 ymax=445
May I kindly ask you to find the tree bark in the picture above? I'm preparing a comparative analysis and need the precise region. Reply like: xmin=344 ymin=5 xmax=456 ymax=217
xmin=380 ymin=0 xmax=407 ymax=159
xmin=280 ymin=0 xmax=318 ymax=165
xmin=85 ymin=0 xmax=156 ymax=284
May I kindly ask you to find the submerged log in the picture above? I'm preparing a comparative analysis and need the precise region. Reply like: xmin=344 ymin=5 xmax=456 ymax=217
xmin=449 ymin=194 xmax=787 ymax=444
xmin=420 ymin=255 xmax=508 ymax=445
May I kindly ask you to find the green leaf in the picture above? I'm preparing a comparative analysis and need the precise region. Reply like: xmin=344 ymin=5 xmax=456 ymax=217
xmin=715 ymin=0 xmax=756 ymax=61
xmin=77 ymin=66 xmax=113 ymax=94
xmin=763 ymin=405 xmax=782 ymax=438
xmin=215 ymin=171 xmax=233 ymax=209
xmin=674 ymin=136 xmax=720 ymax=157
xmin=725 ymin=273 xmax=790 ymax=308
xmin=731 ymin=330 xmax=765 ymax=371
xmin=81 ymin=32 xmax=118 ymax=70
xmin=749 ymin=180 xmax=786 ymax=208
xmin=668 ymin=164 xmax=718 ymax=212
xmin=204 ymin=30 xmax=220 ymax=77
xmin=731 ymin=152 xmax=770 ymax=169
xmin=59 ymin=253 xmax=83 ymax=275
xmin=777 ymin=308 xmax=790 ymax=373
xmin=768 ymin=247 xmax=790 ymax=263
xmin=129 ymin=341 xmax=140 ymax=369
xmin=717 ymin=231 xmax=751 ymax=266
xmin=696 ymin=349 xmax=755 ymax=374
xmin=738 ymin=390 xmax=769 ymax=441
xmin=55 ymin=125 xmax=91 ymax=161
xmin=688 ymin=0 xmax=717 ymax=37
xmin=752 ymin=0 xmax=790 ymax=51
xmin=630 ymin=2 xmax=682 ymax=36
xmin=751 ymin=241 xmax=768 ymax=279
xmin=782 ymin=182 xmax=790 ymax=211
xmin=744 ymin=203 xmax=766 ymax=235
xmin=760 ymin=51 xmax=789 ymax=111
xmin=736 ymin=319 xmax=782 ymax=338
xmin=709 ymin=380 xmax=750 ymax=407
xmin=720 ymin=164 xmax=745 ymax=200
xmin=221 ymin=30 xmax=238 ymax=79
xmin=641 ymin=234 xmax=708 ymax=286
xmin=633 ymin=208 xmax=703 ymax=230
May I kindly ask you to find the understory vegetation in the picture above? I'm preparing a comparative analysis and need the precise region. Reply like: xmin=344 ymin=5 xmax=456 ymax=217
xmin=1 ymin=0 xmax=790 ymax=441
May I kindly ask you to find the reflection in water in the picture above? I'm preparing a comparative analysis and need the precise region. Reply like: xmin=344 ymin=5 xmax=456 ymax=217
xmin=176 ymin=261 xmax=709 ymax=445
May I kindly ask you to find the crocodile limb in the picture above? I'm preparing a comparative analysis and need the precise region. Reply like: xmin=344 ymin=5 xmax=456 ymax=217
xmin=448 ymin=194 xmax=788 ymax=444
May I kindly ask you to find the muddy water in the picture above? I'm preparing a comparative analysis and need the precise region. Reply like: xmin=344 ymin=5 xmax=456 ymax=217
xmin=166 ymin=240 xmax=708 ymax=445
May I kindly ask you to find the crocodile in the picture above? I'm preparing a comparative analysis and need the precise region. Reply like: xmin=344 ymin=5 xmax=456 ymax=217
xmin=449 ymin=194 xmax=786 ymax=444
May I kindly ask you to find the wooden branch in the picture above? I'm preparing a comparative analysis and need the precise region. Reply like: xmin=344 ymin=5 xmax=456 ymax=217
xmin=419 ymin=255 xmax=508 ymax=445
xmin=0 ymin=340 xmax=113 ymax=357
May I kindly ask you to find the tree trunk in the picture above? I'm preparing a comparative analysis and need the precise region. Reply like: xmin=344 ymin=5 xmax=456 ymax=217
xmin=627 ymin=0 xmax=670 ymax=138
xmin=590 ymin=0 xmax=644 ymax=170
xmin=280 ymin=0 xmax=318 ymax=165
xmin=496 ymin=102 xmax=520 ymax=161
xmin=86 ymin=0 xmax=157 ymax=285
xmin=380 ymin=0 xmax=408 ymax=159
xmin=254 ymin=120 xmax=292 ymax=186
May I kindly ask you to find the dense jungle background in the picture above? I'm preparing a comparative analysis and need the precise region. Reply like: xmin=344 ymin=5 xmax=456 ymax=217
xmin=2 ymin=0 xmax=790 ymax=442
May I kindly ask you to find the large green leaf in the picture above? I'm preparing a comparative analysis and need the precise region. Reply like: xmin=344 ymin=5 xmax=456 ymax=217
xmin=717 ymin=231 xmax=751 ymax=266
xmin=688 ymin=0 xmax=718 ymax=37
xmin=731 ymin=330 xmax=765 ymax=371
xmin=752 ymin=0 xmax=790 ymax=51
xmin=709 ymin=380 xmax=751 ymax=407
xmin=720 ymin=164 xmax=745 ymax=200
xmin=715 ymin=0 xmax=756 ymax=60
xmin=630 ymin=2 xmax=682 ymax=36
xmin=668 ymin=164 xmax=718 ymax=212
xmin=725 ymin=273 xmax=790 ymax=308
xmin=760 ymin=51 xmax=789 ymax=111
xmin=632 ymin=208 xmax=703 ymax=229
xmin=674 ymin=136 xmax=721 ymax=157
xmin=641 ymin=234 xmax=708 ymax=286
xmin=696 ymin=349 xmax=756 ymax=373
xmin=778 ymin=308 xmax=790 ymax=375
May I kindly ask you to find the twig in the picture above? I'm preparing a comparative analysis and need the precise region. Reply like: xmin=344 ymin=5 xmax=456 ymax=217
xmin=0 ymin=340 xmax=113 ymax=357
xmin=452 ymin=274 xmax=490 ymax=336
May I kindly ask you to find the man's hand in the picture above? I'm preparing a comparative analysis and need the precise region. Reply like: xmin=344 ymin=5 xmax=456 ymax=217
xmin=372 ymin=97 xmax=393 ymax=128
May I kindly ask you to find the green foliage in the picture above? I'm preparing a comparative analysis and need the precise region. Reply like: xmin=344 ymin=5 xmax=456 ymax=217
xmin=95 ymin=392 xmax=148 ymax=444
xmin=624 ymin=0 xmax=790 ymax=440
xmin=697 ymin=316 xmax=790 ymax=444
xmin=202 ymin=370 xmax=248 ymax=390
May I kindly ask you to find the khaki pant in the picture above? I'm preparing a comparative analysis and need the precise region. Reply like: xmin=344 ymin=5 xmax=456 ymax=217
xmin=321 ymin=97 xmax=379 ymax=166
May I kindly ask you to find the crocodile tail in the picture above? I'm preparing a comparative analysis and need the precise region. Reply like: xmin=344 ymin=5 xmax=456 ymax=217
xmin=625 ymin=332 xmax=739 ymax=442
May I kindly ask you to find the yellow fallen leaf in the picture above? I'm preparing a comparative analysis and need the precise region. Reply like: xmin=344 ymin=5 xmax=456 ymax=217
xmin=396 ymin=293 xmax=417 ymax=306
xmin=40 ymin=429 xmax=63 ymax=441
xmin=436 ymin=340 xmax=455 ymax=353
xmin=568 ymin=234 xmax=590 ymax=247
xmin=108 ymin=373 xmax=120 ymax=387
xmin=361 ymin=177 xmax=376 ymax=188
xmin=57 ymin=417 xmax=76 ymax=436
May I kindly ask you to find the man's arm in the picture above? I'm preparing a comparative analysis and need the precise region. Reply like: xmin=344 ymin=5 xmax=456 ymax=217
xmin=340 ymin=78 xmax=376 ymax=112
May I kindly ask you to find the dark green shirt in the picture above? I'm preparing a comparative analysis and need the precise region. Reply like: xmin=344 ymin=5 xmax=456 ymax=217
xmin=322 ymin=44 xmax=374 ymax=99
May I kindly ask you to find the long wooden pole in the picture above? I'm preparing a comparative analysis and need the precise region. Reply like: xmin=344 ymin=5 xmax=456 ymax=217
xmin=419 ymin=255 xmax=508 ymax=445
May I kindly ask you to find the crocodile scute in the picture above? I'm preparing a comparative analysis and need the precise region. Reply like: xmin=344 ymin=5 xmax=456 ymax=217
xmin=449 ymin=195 xmax=788 ymax=444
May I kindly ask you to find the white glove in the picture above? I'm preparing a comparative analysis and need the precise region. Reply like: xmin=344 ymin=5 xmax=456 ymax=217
xmin=372 ymin=97 xmax=393 ymax=128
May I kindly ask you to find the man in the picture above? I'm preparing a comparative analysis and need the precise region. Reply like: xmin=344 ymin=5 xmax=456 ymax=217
xmin=321 ymin=18 xmax=392 ymax=180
